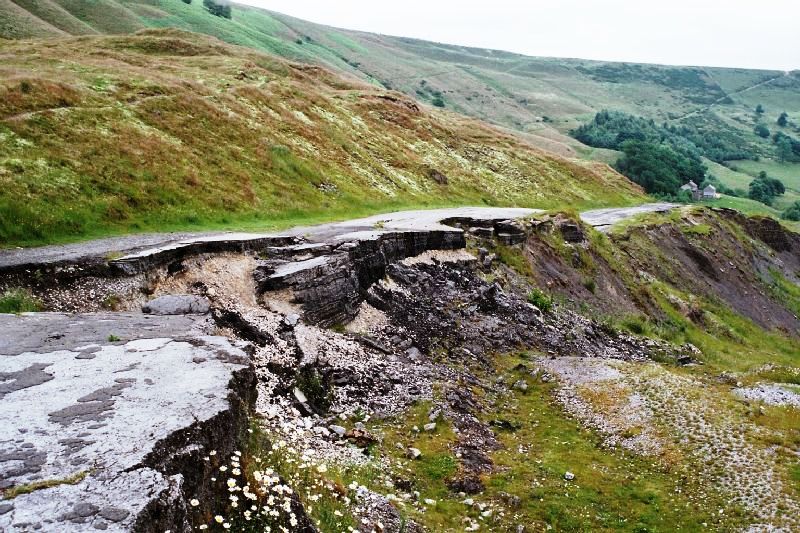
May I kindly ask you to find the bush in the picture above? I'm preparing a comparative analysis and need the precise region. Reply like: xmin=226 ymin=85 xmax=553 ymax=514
xmin=754 ymin=124 xmax=771 ymax=138
xmin=782 ymin=201 xmax=800 ymax=221
xmin=582 ymin=278 xmax=597 ymax=293
xmin=203 ymin=0 xmax=231 ymax=18
xmin=620 ymin=315 xmax=648 ymax=335
xmin=0 ymin=288 xmax=41 ymax=314
xmin=181 ymin=0 xmax=191 ymax=4
xmin=748 ymin=173 xmax=785 ymax=206
xmin=431 ymin=95 xmax=445 ymax=108
xmin=527 ymin=288 xmax=553 ymax=312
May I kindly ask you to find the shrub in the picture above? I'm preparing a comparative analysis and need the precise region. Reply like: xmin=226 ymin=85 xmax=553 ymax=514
xmin=582 ymin=278 xmax=597 ymax=293
xmin=203 ymin=0 xmax=231 ymax=18
xmin=181 ymin=0 xmax=191 ymax=4
xmin=781 ymin=201 xmax=800 ymax=221
xmin=0 ymin=288 xmax=41 ymax=314
xmin=527 ymin=288 xmax=553 ymax=312
xmin=748 ymin=173 xmax=785 ymax=206
xmin=431 ymin=96 xmax=445 ymax=108
xmin=754 ymin=124 xmax=771 ymax=138
xmin=620 ymin=315 xmax=648 ymax=335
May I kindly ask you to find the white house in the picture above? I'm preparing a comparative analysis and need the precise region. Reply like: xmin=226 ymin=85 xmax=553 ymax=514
xmin=702 ymin=184 xmax=718 ymax=199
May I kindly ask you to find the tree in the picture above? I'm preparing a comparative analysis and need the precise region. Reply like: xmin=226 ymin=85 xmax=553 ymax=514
xmin=615 ymin=140 xmax=705 ymax=195
xmin=203 ymin=0 xmax=231 ymax=18
xmin=749 ymin=179 xmax=774 ymax=205
xmin=182 ymin=0 xmax=191 ymax=3
xmin=756 ymin=104 xmax=764 ymax=114
xmin=776 ymin=136 xmax=794 ymax=162
xmin=754 ymin=124 xmax=770 ymax=138
xmin=748 ymin=173 xmax=785 ymax=205
xmin=777 ymin=112 xmax=788 ymax=127
xmin=782 ymin=201 xmax=800 ymax=221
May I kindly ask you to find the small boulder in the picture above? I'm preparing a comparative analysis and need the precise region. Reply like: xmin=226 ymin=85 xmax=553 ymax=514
xmin=564 ymin=471 xmax=575 ymax=481
xmin=405 ymin=347 xmax=423 ymax=362
xmin=408 ymin=447 xmax=422 ymax=460
xmin=284 ymin=313 xmax=300 ymax=327
xmin=345 ymin=428 xmax=378 ymax=448
xmin=423 ymin=423 xmax=437 ymax=432
xmin=512 ymin=380 xmax=528 ymax=392
xmin=329 ymin=425 xmax=347 ymax=437
xmin=142 ymin=295 xmax=210 ymax=315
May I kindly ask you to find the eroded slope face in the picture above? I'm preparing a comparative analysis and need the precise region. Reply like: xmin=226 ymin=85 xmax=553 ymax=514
xmin=2 ymin=207 xmax=798 ymax=532
xmin=0 ymin=30 xmax=642 ymax=246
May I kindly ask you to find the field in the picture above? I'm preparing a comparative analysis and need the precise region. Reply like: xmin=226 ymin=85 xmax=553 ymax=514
xmin=709 ymin=159 xmax=800 ymax=212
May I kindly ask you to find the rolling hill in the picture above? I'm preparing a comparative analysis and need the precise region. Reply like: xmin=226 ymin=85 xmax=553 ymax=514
xmin=4 ymin=0 xmax=799 ymax=158
xmin=0 ymin=29 xmax=643 ymax=246
xmin=2 ymin=0 xmax=799 ymax=244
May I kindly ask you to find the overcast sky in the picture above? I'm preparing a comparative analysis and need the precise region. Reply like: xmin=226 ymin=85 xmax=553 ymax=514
xmin=236 ymin=0 xmax=798 ymax=71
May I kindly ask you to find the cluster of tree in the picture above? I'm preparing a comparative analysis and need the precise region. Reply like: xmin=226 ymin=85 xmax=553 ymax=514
xmin=203 ymin=0 xmax=231 ymax=18
xmin=572 ymin=111 xmax=707 ymax=194
xmin=782 ymin=201 xmax=800 ymax=221
xmin=615 ymin=140 xmax=706 ymax=196
xmin=755 ymin=105 xmax=789 ymax=127
xmin=678 ymin=113 xmax=755 ymax=161
xmin=573 ymin=110 xmax=755 ymax=165
xmin=773 ymin=131 xmax=800 ymax=162
xmin=748 ymin=171 xmax=785 ymax=206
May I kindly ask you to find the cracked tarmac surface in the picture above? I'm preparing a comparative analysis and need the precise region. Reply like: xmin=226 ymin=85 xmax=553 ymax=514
xmin=0 ymin=313 xmax=251 ymax=532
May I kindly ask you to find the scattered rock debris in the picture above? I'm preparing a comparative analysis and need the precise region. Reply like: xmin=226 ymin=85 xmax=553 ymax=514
xmin=2 ymin=206 xmax=798 ymax=531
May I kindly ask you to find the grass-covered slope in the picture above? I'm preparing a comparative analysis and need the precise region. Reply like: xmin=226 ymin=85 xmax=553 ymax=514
xmin=0 ymin=30 xmax=644 ymax=246
xmin=11 ymin=0 xmax=98 ymax=35
xmin=4 ymin=0 xmax=798 ymax=160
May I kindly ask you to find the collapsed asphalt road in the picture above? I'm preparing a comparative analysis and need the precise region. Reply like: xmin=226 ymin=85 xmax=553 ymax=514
xmin=0 ymin=204 xmax=676 ymax=272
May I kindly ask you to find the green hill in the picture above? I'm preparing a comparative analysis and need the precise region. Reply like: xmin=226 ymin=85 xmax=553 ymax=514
xmin=2 ymin=0 xmax=799 ymax=240
xmin=0 ymin=30 xmax=643 ymax=246
xmin=4 ymin=0 xmax=798 ymax=158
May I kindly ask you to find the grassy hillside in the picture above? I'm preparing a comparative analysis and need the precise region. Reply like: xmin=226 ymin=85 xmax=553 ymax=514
xmin=4 ymin=0 xmax=798 ymax=154
xmin=0 ymin=30 xmax=644 ymax=246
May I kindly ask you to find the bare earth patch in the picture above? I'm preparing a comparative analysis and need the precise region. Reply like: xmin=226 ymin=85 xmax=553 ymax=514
xmin=540 ymin=356 xmax=800 ymax=530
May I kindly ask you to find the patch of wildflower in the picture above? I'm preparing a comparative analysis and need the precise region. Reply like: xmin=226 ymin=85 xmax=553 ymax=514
xmin=190 ymin=440 xmax=358 ymax=532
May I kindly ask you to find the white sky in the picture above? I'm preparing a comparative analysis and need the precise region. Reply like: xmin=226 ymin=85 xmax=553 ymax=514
xmin=235 ymin=0 xmax=799 ymax=71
